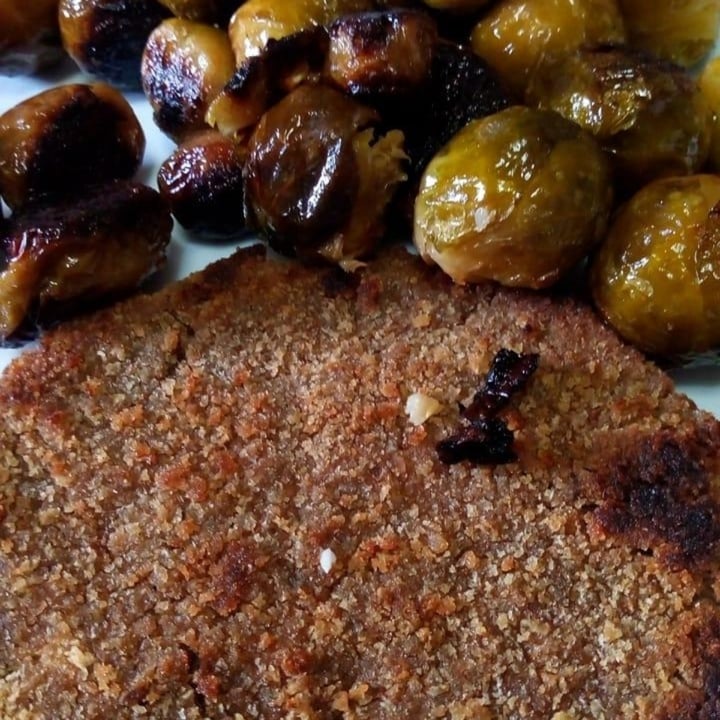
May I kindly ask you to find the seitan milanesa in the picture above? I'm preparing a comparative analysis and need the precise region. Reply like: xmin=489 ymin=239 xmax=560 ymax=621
xmin=1 ymin=245 xmax=720 ymax=719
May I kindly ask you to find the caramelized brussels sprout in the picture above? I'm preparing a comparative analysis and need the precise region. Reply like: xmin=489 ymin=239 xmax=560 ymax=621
xmin=0 ymin=181 xmax=171 ymax=339
xmin=142 ymin=18 xmax=236 ymax=142
xmin=207 ymin=27 xmax=329 ymax=140
xmin=526 ymin=47 xmax=712 ymax=194
xmin=591 ymin=175 xmax=720 ymax=357
xmin=58 ymin=0 xmax=170 ymax=89
xmin=244 ymin=84 xmax=406 ymax=264
xmin=0 ymin=0 xmax=63 ymax=75
xmin=156 ymin=0 xmax=238 ymax=24
xmin=699 ymin=57 xmax=720 ymax=172
xmin=618 ymin=0 xmax=720 ymax=68
xmin=228 ymin=0 xmax=374 ymax=66
xmin=158 ymin=130 xmax=247 ymax=238
xmin=421 ymin=0 xmax=491 ymax=9
xmin=470 ymin=0 xmax=626 ymax=98
xmin=0 ymin=83 xmax=145 ymax=211
xmin=326 ymin=9 xmax=438 ymax=97
xmin=414 ymin=106 xmax=613 ymax=288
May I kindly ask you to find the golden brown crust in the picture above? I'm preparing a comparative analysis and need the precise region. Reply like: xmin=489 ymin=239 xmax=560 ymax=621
xmin=1 ymin=246 xmax=720 ymax=718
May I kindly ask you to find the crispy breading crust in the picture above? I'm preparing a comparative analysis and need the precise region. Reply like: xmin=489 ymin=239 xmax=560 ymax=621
xmin=1 ymin=246 xmax=719 ymax=719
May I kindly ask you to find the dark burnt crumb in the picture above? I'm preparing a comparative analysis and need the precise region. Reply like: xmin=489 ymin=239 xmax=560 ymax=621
xmin=437 ymin=348 xmax=537 ymax=466
xmin=463 ymin=348 xmax=539 ymax=423
xmin=593 ymin=434 xmax=720 ymax=566
xmin=437 ymin=418 xmax=517 ymax=465
xmin=322 ymin=266 xmax=361 ymax=298
xmin=209 ymin=541 xmax=256 ymax=617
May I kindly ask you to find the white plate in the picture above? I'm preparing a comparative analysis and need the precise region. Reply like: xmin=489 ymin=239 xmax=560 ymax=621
xmin=1 ymin=62 xmax=719 ymax=418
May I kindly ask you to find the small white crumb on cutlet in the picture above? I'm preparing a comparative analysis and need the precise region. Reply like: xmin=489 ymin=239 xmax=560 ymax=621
xmin=320 ymin=548 xmax=336 ymax=574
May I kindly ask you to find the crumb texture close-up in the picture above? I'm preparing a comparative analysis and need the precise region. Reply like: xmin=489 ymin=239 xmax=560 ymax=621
xmin=1 ymin=246 xmax=720 ymax=719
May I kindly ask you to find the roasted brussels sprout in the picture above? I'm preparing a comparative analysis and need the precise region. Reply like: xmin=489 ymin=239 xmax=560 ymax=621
xmin=617 ymin=0 xmax=720 ymax=68
xmin=414 ymin=106 xmax=613 ymax=288
xmin=156 ymin=0 xmax=238 ymax=25
xmin=207 ymin=27 xmax=329 ymax=140
xmin=526 ymin=47 xmax=712 ymax=195
xmin=0 ymin=181 xmax=171 ymax=339
xmin=699 ymin=57 xmax=720 ymax=172
xmin=470 ymin=0 xmax=626 ymax=98
xmin=142 ymin=18 xmax=236 ymax=142
xmin=58 ymin=0 xmax=171 ymax=89
xmin=158 ymin=130 xmax=247 ymax=238
xmin=0 ymin=0 xmax=63 ymax=75
xmin=244 ymin=84 xmax=406 ymax=264
xmin=591 ymin=175 xmax=720 ymax=357
xmin=326 ymin=9 xmax=438 ymax=97
xmin=228 ymin=0 xmax=374 ymax=66
xmin=0 ymin=83 xmax=145 ymax=211
xmin=421 ymin=0 xmax=491 ymax=10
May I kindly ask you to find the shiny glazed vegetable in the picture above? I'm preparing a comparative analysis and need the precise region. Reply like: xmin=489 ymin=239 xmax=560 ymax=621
xmin=142 ymin=18 xmax=236 ymax=142
xmin=0 ymin=181 xmax=172 ymax=339
xmin=244 ymin=84 xmax=406 ymax=264
xmin=0 ymin=83 xmax=145 ymax=211
xmin=156 ymin=0 xmax=239 ymax=24
xmin=414 ymin=106 xmax=613 ymax=288
xmin=618 ymin=0 xmax=720 ymax=68
xmin=592 ymin=175 xmax=720 ymax=358
xmin=158 ymin=130 xmax=247 ymax=238
xmin=699 ymin=56 xmax=720 ymax=172
xmin=0 ymin=0 xmax=63 ymax=75
xmin=470 ymin=0 xmax=626 ymax=98
xmin=228 ymin=0 xmax=374 ymax=66
xmin=526 ymin=47 xmax=713 ymax=194
xmin=58 ymin=0 xmax=171 ymax=89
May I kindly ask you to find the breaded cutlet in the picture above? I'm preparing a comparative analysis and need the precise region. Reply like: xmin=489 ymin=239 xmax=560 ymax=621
xmin=1 ymin=246 xmax=719 ymax=719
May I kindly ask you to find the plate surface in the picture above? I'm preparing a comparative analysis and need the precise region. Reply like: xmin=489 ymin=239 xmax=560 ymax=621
xmin=1 ymin=63 xmax=719 ymax=418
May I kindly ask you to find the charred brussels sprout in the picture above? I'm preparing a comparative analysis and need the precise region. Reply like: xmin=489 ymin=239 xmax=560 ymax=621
xmin=470 ymin=0 xmax=626 ymax=98
xmin=156 ymin=0 xmax=239 ymax=25
xmin=0 ymin=83 xmax=145 ymax=211
xmin=326 ymin=9 xmax=438 ymax=97
xmin=228 ymin=0 xmax=374 ymax=66
xmin=142 ymin=18 xmax=236 ymax=142
xmin=0 ymin=0 xmax=63 ymax=75
xmin=414 ymin=106 xmax=613 ymax=288
xmin=0 ymin=181 xmax=171 ymax=339
xmin=618 ymin=0 xmax=720 ymax=68
xmin=592 ymin=175 xmax=720 ymax=358
xmin=244 ymin=84 xmax=406 ymax=265
xmin=526 ymin=47 xmax=712 ymax=195
xmin=207 ymin=27 xmax=330 ymax=140
xmin=58 ymin=0 xmax=171 ymax=89
xmin=158 ymin=130 xmax=247 ymax=238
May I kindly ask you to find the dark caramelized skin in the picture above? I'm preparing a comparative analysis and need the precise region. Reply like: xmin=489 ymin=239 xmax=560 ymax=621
xmin=326 ymin=9 xmax=438 ymax=96
xmin=58 ymin=0 xmax=171 ymax=89
xmin=158 ymin=130 xmax=247 ymax=238
xmin=142 ymin=18 xmax=236 ymax=142
xmin=0 ymin=181 xmax=172 ymax=339
xmin=0 ymin=0 xmax=63 ymax=75
xmin=207 ymin=27 xmax=330 ymax=140
xmin=244 ymin=83 xmax=406 ymax=264
xmin=0 ymin=83 xmax=145 ymax=211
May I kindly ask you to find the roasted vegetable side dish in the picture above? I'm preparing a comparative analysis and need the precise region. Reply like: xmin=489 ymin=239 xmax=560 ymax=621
xmin=244 ymin=84 xmax=406 ymax=264
xmin=700 ymin=56 xmax=720 ymax=172
xmin=0 ymin=181 xmax=172 ymax=339
xmin=592 ymin=174 xmax=720 ymax=359
xmin=0 ymin=0 xmax=63 ymax=75
xmin=59 ymin=0 xmax=171 ymax=89
xmin=527 ymin=47 xmax=713 ymax=195
xmin=0 ymin=83 xmax=145 ymax=211
xmin=156 ymin=0 xmax=239 ymax=25
xmin=414 ymin=106 xmax=613 ymax=288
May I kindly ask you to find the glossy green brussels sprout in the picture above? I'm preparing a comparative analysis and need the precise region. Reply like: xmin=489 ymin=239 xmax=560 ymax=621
xmin=592 ymin=175 xmax=720 ymax=358
xmin=470 ymin=0 xmax=626 ymax=98
xmin=414 ymin=106 xmax=613 ymax=288
xmin=618 ymin=0 xmax=720 ymax=68
xmin=244 ymin=84 xmax=406 ymax=265
xmin=526 ymin=47 xmax=712 ymax=195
